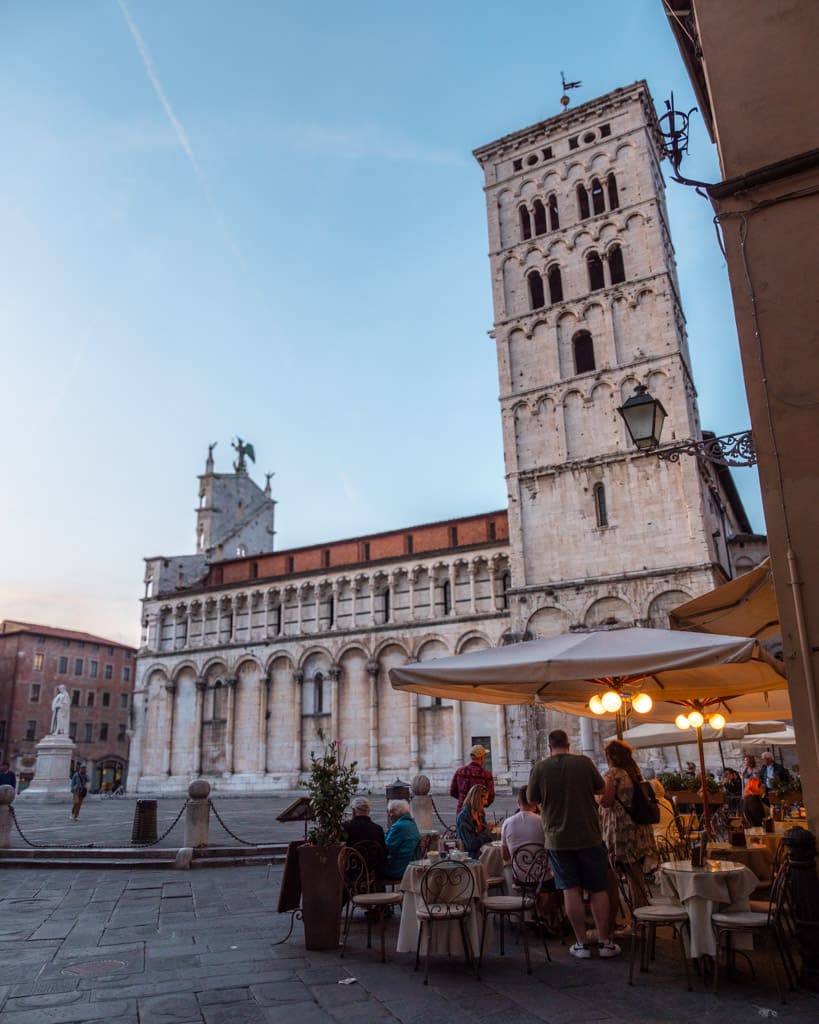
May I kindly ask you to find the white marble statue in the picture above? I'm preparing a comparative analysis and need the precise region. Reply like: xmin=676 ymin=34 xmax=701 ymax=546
xmin=50 ymin=685 xmax=70 ymax=736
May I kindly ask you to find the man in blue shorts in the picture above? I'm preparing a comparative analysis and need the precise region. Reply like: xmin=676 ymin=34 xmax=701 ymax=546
xmin=527 ymin=729 xmax=620 ymax=960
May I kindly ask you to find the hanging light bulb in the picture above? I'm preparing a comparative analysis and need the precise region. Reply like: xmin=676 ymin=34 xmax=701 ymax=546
xmin=601 ymin=690 xmax=623 ymax=713
xmin=675 ymin=714 xmax=690 ymax=730
xmin=631 ymin=692 xmax=653 ymax=714
xmin=589 ymin=694 xmax=605 ymax=715
xmin=709 ymin=712 xmax=726 ymax=731
xmin=688 ymin=710 xmax=705 ymax=729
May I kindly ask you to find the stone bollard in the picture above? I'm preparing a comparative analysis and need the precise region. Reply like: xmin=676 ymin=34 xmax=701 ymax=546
xmin=0 ymin=784 xmax=14 ymax=849
xmin=411 ymin=773 xmax=434 ymax=832
xmin=184 ymin=780 xmax=211 ymax=848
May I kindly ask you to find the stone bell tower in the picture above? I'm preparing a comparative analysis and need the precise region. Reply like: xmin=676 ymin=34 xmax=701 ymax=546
xmin=473 ymin=81 xmax=728 ymax=640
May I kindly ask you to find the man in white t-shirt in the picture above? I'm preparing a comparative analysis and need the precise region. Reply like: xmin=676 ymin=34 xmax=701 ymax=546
xmin=501 ymin=785 xmax=544 ymax=861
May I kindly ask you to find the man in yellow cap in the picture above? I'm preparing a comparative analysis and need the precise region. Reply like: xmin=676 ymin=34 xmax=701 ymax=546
xmin=449 ymin=743 xmax=495 ymax=813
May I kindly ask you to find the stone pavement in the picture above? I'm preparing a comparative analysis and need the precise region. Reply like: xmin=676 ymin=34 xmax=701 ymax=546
xmin=1 ymin=860 xmax=817 ymax=1024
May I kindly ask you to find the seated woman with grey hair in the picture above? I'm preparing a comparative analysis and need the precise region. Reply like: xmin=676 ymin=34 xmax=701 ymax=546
xmin=342 ymin=795 xmax=386 ymax=883
xmin=384 ymin=799 xmax=421 ymax=881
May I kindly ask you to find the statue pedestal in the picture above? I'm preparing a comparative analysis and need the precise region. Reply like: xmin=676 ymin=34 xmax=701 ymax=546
xmin=17 ymin=734 xmax=75 ymax=802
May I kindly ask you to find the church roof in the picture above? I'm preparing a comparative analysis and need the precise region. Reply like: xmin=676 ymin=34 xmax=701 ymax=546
xmin=0 ymin=620 xmax=135 ymax=651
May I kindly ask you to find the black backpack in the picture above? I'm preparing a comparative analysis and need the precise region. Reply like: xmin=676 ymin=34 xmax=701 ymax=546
xmin=618 ymin=779 xmax=661 ymax=826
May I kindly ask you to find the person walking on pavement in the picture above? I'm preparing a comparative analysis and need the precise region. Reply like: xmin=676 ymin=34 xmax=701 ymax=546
xmin=449 ymin=743 xmax=495 ymax=813
xmin=527 ymin=729 xmax=621 ymax=961
xmin=70 ymin=765 xmax=88 ymax=820
xmin=0 ymin=760 xmax=16 ymax=791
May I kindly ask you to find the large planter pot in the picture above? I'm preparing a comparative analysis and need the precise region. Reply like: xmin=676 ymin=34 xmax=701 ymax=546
xmin=297 ymin=843 xmax=343 ymax=951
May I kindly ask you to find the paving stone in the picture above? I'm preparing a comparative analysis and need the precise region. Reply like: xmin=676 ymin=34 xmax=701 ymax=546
xmin=201 ymin=1003 xmax=271 ymax=1024
xmin=136 ymin=993 xmax=202 ymax=1023
xmin=0 ymin=997 xmax=137 ymax=1024
xmin=259 ymin=1001 xmax=335 ymax=1024
xmin=2 ymin=991 xmax=87 ymax=1012
xmin=195 ymin=988 xmax=252 ymax=1006
xmin=248 ymin=981 xmax=312 ymax=1005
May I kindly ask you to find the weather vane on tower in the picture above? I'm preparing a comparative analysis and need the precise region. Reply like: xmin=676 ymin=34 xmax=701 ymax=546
xmin=560 ymin=71 xmax=582 ymax=109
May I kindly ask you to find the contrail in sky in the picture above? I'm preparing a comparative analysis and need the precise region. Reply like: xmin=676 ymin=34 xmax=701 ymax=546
xmin=116 ymin=0 xmax=246 ymax=265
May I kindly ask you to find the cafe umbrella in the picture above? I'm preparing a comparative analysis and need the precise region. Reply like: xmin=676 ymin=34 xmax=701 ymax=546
xmin=389 ymin=626 xmax=788 ymax=830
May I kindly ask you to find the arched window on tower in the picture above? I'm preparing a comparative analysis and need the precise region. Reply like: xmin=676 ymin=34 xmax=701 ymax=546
xmin=527 ymin=270 xmax=545 ymax=310
xmin=577 ymin=184 xmax=590 ymax=220
xmin=533 ymin=198 xmax=547 ymax=235
xmin=608 ymin=244 xmax=626 ymax=284
xmin=501 ymin=571 xmax=511 ymax=610
xmin=548 ymin=265 xmax=563 ymax=303
xmin=442 ymin=579 xmax=452 ymax=616
xmin=594 ymin=483 xmax=608 ymax=527
xmin=587 ymin=252 xmax=605 ymax=291
xmin=519 ymin=205 xmax=532 ymax=240
xmin=313 ymin=672 xmax=324 ymax=715
xmin=573 ymin=331 xmax=596 ymax=374
xmin=607 ymin=172 xmax=619 ymax=210
xmin=548 ymin=194 xmax=560 ymax=230
xmin=591 ymin=177 xmax=605 ymax=215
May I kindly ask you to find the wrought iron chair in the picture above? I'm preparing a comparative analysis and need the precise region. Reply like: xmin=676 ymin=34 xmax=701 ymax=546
xmin=477 ymin=843 xmax=551 ymax=977
xmin=415 ymin=859 xmax=476 ymax=985
xmin=337 ymin=846 xmax=402 ymax=962
xmin=712 ymin=854 xmax=796 ymax=1002
xmin=628 ymin=900 xmax=692 ymax=990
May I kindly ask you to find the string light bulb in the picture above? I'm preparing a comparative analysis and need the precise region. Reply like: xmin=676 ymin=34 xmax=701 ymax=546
xmin=687 ymin=710 xmax=705 ymax=728
xmin=709 ymin=712 xmax=726 ymax=731
xmin=675 ymin=714 xmax=691 ymax=730
xmin=589 ymin=694 xmax=605 ymax=715
xmin=631 ymin=692 xmax=653 ymax=714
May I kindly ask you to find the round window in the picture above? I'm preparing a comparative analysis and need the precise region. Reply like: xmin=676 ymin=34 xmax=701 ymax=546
xmin=526 ymin=154 xmax=538 ymax=166
xmin=583 ymin=131 xmax=596 ymax=144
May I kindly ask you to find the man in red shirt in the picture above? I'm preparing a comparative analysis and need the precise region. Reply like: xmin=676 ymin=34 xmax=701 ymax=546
xmin=449 ymin=744 xmax=495 ymax=812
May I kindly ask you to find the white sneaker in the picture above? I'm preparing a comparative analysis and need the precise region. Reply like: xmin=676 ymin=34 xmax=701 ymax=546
xmin=598 ymin=940 xmax=622 ymax=958
xmin=569 ymin=942 xmax=591 ymax=959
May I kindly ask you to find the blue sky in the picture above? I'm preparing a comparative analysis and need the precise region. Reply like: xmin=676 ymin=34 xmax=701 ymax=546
xmin=0 ymin=1 xmax=762 ymax=644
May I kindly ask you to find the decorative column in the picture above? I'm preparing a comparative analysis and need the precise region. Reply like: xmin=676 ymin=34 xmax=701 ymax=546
xmin=369 ymin=581 xmax=376 ymax=626
xmin=294 ymin=669 xmax=304 ymax=771
xmin=215 ymin=602 xmax=222 ymax=646
xmin=409 ymin=569 xmax=417 ymax=621
xmin=329 ymin=665 xmax=341 ymax=737
xmin=452 ymin=700 xmax=464 ymax=766
xmin=224 ymin=675 xmax=238 ymax=775
xmin=448 ymin=564 xmax=457 ymax=616
xmin=366 ymin=660 xmax=380 ymax=773
xmin=258 ymin=674 xmax=271 ymax=773
xmin=468 ymin=562 xmax=477 ymax=614
xmin=494 ymin=705 xmax=510 ymax=783
xmin=409 ymin=692 xmax=419 ymax=774
xmin=297 ymin=589 xmax=304 ymax=634
xmin=164 ymin=682 xmax=177 ymax=776
xmin=185 ymin=606 xmax=192 ymax=649
xmin=428 ymin=573 xmax=437 ymax=619
xmin=193 ymin=678 xmax=207 ymax=775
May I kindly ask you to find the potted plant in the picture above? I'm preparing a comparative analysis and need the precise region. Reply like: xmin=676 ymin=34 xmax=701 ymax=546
xmin=297 ymin=736 xmax=359 ymax=950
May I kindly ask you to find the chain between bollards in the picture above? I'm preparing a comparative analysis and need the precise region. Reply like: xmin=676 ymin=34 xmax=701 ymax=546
xmin=208 ymin=799 xmax=269 ymax=846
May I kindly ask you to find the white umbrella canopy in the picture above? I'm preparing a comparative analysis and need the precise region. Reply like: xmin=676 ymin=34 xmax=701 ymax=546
xmin=742 ymin=727 xmax=797 ymax=748
xmin=389 ymin=626 xmax=787 ymax=707
xmin=669 ymin=559 xmax=779 ymax=640
xmin=615 ymin=720 xmax=789 ymax=750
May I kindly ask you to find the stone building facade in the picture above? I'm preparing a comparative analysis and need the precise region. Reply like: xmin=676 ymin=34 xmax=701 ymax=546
xmin=129 ymin=82 xmax=764 ymax=795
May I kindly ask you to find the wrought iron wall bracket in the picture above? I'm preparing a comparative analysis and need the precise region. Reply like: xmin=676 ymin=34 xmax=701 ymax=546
xmin=656 ymin=431 xmax=757 ymax=467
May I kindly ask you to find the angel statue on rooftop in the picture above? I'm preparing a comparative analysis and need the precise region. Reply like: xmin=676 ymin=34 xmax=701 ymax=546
xmin=232 ymin=437 xmax=256 ymax=475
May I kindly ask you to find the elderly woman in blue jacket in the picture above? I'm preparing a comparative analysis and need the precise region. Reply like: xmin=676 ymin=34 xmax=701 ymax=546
xmin=384 ymin=799 xmax=421 ymax=880
xmin=456 ymin=784 xmax=495 ymax=856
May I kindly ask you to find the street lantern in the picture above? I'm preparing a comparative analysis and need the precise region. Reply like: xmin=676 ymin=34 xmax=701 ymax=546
xmin=617 ymin=384 xmax=667 ymax=449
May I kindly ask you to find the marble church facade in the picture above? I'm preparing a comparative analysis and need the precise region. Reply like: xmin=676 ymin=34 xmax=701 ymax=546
xmin=129 ymin=82 xmax=764 ymax=794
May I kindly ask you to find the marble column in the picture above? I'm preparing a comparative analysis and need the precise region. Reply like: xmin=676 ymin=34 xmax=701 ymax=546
xmin=164 ymin=682 xmax=177 ymax=776
xmin=193 ymin=678 xmax=207 ymax=775
xmin=224 ymin=675 xmax=238 ymax=775
xmin=366 ymin=660 xmax=379 ymax=772
xmin=452 ymin=700 xmax=464 ymax=765
xmin=468 ymin=563 xmax=477 ymax=614
xmin=329 ymin=665 xmax=341 ymax=737
xmin=409 ymin=692 xmax=419 ymax=775
xmin=495 ymin=705 xmax=510 ymax=781
xmin=294 ymin=670 xmax=304 ymax=771
xmin=448 ymin=564 xmax=457 ymax=615
xmin=258 ymin=674 xmax=271 ymax=773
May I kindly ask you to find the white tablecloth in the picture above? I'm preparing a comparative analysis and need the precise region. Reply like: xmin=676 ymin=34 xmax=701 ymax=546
xmin=396 ymin=859 xmax=488 ymax=956
xmin=659 ymin=859 xmax=758 ymax=958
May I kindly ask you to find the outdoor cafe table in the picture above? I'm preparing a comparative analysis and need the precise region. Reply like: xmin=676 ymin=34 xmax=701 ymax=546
xmin=708 ymin=842 xmax=773 ymax=881
xmin=396 ymin=858 xmax=489 ymax=956
xmin=659 ymin=859 xmax=758 ymax=959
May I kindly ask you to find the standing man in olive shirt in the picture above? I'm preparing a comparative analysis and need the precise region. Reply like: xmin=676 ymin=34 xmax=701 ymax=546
xmin=527 ymin=729 xmax=620 ymax=960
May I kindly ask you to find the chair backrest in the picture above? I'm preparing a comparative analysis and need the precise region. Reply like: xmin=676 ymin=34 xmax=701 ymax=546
xmin=338 ymin=845 xmax=373 ymax=898
xmin=420 ymin=861 xmax=475 ymax=914
xmin=353 ymin=839 xmax=385 ymax=881
xmin=511 ymin=843 xmax=550 ymax=897
xmin=767 ymin=850 xmax=792 ymax=928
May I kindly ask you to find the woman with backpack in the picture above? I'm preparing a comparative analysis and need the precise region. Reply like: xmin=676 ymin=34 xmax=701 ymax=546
xmin=598 ymin=739 xmax=658 ymax=930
